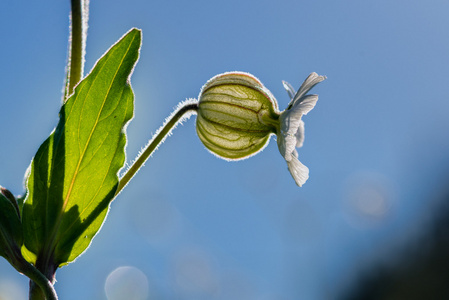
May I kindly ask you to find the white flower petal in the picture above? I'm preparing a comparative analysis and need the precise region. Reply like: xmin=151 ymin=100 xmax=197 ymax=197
xmin=279 ymin=109 xmax=301 ymax=135
xmin=282 ymin=80 xmax=296 ymax=100
xmin=276 ymin=127 xmax=297 ymax=161
xmin=278 ymin=94 xmax=316 ymax=141
xmin=276 ymin=132 xmax=287 ymax=158
xmin=292 ymin=148 xmax=298 ymax=158
xmin=283 ymin=134 xmax=297 ymax=161
xmin=296 ymin=120 xmax=305 ymax=148
xmin=291 ymin=73 xmax=326 ymax=106
xmin=277 ymin=72 xmax=325 ymax=187
xmin=290 ymin=94 xmax=318 ymax=116
xmin=286 ymin=156 xmax=309 ymax=187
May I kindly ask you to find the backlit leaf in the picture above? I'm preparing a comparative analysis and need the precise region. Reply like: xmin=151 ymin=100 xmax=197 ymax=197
xmin=22 ymin=28 xmax=141 ymax=268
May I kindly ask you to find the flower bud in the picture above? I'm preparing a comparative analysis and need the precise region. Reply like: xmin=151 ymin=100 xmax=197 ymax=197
xmin=196 ymin=72 xmax=280 ymax=160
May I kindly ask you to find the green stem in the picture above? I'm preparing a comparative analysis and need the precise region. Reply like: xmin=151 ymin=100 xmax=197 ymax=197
xmin=115 ymin=102 xmax=198 ymax=196
xmin=16 ymin=259 xmax=57 ymax=300
xmin=65 ymin=0 xmax=89 ymax=99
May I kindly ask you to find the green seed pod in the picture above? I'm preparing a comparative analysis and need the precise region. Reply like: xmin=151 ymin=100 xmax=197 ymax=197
xmin=196 ymin=72 xmax=280 ymax=160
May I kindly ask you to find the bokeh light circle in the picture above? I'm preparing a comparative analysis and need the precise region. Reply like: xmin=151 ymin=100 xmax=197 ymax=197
xmin=105 ymin=266 xmax=149 ymax=300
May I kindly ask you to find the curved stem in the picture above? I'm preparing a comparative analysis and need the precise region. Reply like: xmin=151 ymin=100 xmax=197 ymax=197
xmin=115 ymin=101 xmax=198 ymax=196
xmin=18 ymin=259 xmax=58 ymax=300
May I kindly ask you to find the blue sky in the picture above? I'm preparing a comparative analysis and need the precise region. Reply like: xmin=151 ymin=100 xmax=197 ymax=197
xmin=1 ymin=0 xmax=449 ymax=299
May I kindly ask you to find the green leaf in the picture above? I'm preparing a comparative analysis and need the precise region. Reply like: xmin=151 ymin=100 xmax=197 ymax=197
xmin=22 ymin=28 xmax=141 ymax=268
xmin=0 ymin=192 xmax=23 ymax=266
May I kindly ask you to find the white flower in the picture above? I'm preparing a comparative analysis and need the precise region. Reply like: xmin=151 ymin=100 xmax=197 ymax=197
xmin=196 ymin=71 xmax=325 ymax=187
xmin=277 ymin=72 xmax=326 ymax=186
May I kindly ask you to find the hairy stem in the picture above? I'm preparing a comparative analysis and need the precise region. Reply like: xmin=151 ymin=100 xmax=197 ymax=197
xmin=115 ymin=102 xmax=198 ymax=196
xmin=65 ymin=0 xmax=89 ymax=99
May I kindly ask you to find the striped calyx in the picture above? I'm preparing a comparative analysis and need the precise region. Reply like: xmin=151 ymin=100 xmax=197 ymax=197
xmin=196 ymin=72 xmax=280 ymax=160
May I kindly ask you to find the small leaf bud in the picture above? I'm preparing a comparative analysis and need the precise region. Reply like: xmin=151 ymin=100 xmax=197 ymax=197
xmin=0 ymin=191 xmax=24 ymax=267
xmin=0 ymin=186 xmax=20 ymax=218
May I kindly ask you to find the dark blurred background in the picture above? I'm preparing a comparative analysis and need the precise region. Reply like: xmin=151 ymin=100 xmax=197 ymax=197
xmin=340 ymin=177 xmax=449 ymax=300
